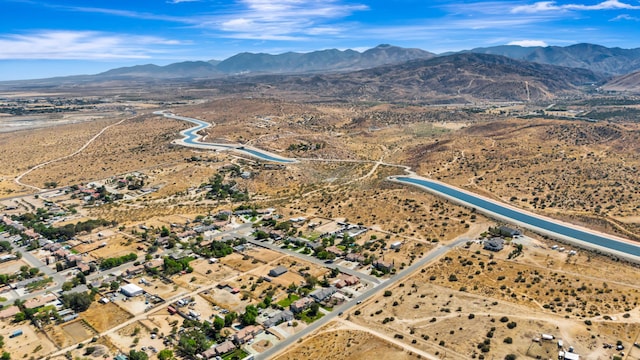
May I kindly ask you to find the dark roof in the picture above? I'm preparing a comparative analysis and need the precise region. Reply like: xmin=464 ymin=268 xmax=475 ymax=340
xmin=499 ymin=226 xmax=521 ymax=236
xmin=268 ymin=266 xmax=288 ymax=277
xmin=310 ymin=286 xmax=337 ymax=301
xmin=484 ymin=237 xmax=505 ymax=251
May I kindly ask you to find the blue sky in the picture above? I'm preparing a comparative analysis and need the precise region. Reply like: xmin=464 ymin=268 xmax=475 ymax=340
xmin=1 ymin=0 xmax=640 ymax=80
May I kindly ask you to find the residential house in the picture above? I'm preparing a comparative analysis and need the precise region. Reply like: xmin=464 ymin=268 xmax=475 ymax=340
xmin=125 ymin=264 xmax=145 ymax=277
xmin=201 ymin=346 xmax=218 ymax=359
xmin=233 ymin=325 xmax=262 ymax=344
xmin=77 ymin=262 xmax=91 ymax=274
xmin=65 ymin=254 xmax=82 ymax=266
xmin=310 ymin=286 xmax=338 ymax=302
xmin=484 ymin=238 xmax=505 ymax=252
xmin=53 ymin=249 xmax=69 ymax=260
xmin=214 ymin=340 xmax=237 ymax=355
xmin=290 ymin=297 xmax=314 ymax=313
xmin=326 ymin=246 xmax=345 ymax=257
xmin=24 ymin=293 xmax=57 ymax=310
xmin=43 ymin=243 xmax=62 ymax=252
xmin=0 ymin=306 xmax=20 ymax=319
xmin=263 ymin=310 xmax=294 ymax=328
xmin=23 ymin=229 xmax=40 ymax=239
xmin=345 ymin=253 xmax=365 ymax=263
xmin=373 ymin=260 xmax=394 ymax=272
xmin=144 ymin=258 xmax=164 ymax=270
xmin=306 ymin=241 xmax=323 ymax=251
xmin=334 ymin=274 xmax=360 ymax=289
xmin=177 ymin=230 xmax=196 ymax=240
xmin=269 ymin=230 xmax=285 ymax=241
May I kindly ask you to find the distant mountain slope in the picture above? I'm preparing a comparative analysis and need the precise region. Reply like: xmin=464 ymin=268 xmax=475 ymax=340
xmin=88 ymin=44 xmax=434 ymax=80
xmin=215 ymin=44 xmax=434 ymax=74
xmin=462 ymin=43 xmax=640 ymax=75
xmin=251 ymin=53 xmax=607 ymax=102
xmin=602 ymin=70 xmax=640 ymax=92
xmin=98 ymin=61 xmax=223 ymax=79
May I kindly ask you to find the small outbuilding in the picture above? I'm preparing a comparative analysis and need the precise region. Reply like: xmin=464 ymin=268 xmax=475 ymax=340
xmin=268 ymin=266 xmax=288 ymax=277
xmin=121 ymin=283 xmax=144 ymax=297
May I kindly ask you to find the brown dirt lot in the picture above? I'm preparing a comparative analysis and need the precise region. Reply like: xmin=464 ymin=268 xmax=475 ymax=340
xmin=84 ymin=233 xmax=140 ymax=261
xmin=347 ymin=240 xmax=640 ymax=360
xmin=275 ymin=328 xmax=420 ymax=360
xmin=220 ymin=252 xmax=262 ymax=272
xmin=45 ymin=320 xmax=97 ymax=348
xmin=201 ymin=287 xmax=246 ymax=313
xmin=135 ymin=275 xmax=189 ymax=299
xmin=421 ymin=245 xmax=640 ymax=316
xmin=0 ymin=320 xmax=57 ymax=359
xmin=172 ymin=259 xmax=237 ymax=290
xmin=82 ymin=301 xmax=132 ymax=332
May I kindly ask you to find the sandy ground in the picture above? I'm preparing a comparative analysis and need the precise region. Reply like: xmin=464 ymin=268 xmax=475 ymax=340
xmin=107 ymin=320 xmax=165 ymax=356
xmin=82 ymin=301 xmax=132 ymax=332
xmin=0 ymin=319 xmax=57 ymax=359
xmin=275 ymin=326 xmax=420 ymax=360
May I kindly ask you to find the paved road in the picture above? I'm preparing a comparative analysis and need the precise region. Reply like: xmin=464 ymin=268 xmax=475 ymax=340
xmin=256 ymin=238 xmax=467 ymax=360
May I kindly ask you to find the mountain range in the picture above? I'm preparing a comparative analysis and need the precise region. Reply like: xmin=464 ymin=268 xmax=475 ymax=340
xmin=458 ymin=43 xmax=640 ymax=76
xmin=1 ymin=43 xmax=639 ymax=96
xmin=232 ymin=53 xmax=605 ymax=103
xmin=97 ymin=44 xmax=434 ymax=79
xmin=90 ymin=42 xmax=640 ymax=80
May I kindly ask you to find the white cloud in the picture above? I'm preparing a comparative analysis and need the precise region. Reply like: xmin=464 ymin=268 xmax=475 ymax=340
xmin=610 ymin=13 xmax=640 ymax=20
xmin=209 ymin=0 xmax=368 ymax=39
xmin=512 ymin=0 xmax=640 ymax=13
xmin=53 ymin=0 xmax=368 ymax=41
xmin=0 ymin=30 xmax=182 ymax=60
xmin=508 ymin=40 xmax=549 ymax=46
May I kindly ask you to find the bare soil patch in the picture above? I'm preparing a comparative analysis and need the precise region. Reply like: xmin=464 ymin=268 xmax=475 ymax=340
xmin=275 ymin=328 xmax=419 ymax=360
xmin=82 ymin=301 xmax=132 ymax=332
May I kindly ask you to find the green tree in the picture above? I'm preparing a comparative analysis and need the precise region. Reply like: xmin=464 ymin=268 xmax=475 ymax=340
xmin=129 ymin=350 xmax=148 ymax=360
xmin=0 ymin=241 xmax=11 ymax=252
xmin=61 ymin=291 xmax=93 ymax=312
xmin=308 ymin=302 xmax=320 ymax=317
xmin=76 ymin=271 xmax=86 ymax=284
xmin=110 ymin=281 xmax=120 ymax=291
xmin=213 ymin=316 xmax=225 ymax=330
xmin=224 ymin=312 xmax=237 ymax=327
xmin=61 ymin=282 xmax=74 ymax=291
xmin=241 ymin=305 xmax=259 ymax=326
xmin=160 ymin=226 xmax=170 ymax=237
xmin=13 ymin=312 xmax=25 ymax=322
xmin=158 ymin=349 xmax=174 ymax=360
xmin=304 ymin=275 xmax=318 ymax=289
xmin=1 ymin=352 xmax=9 ymax=360
xmin=177 ymin=329 xmax=209 ymax=357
